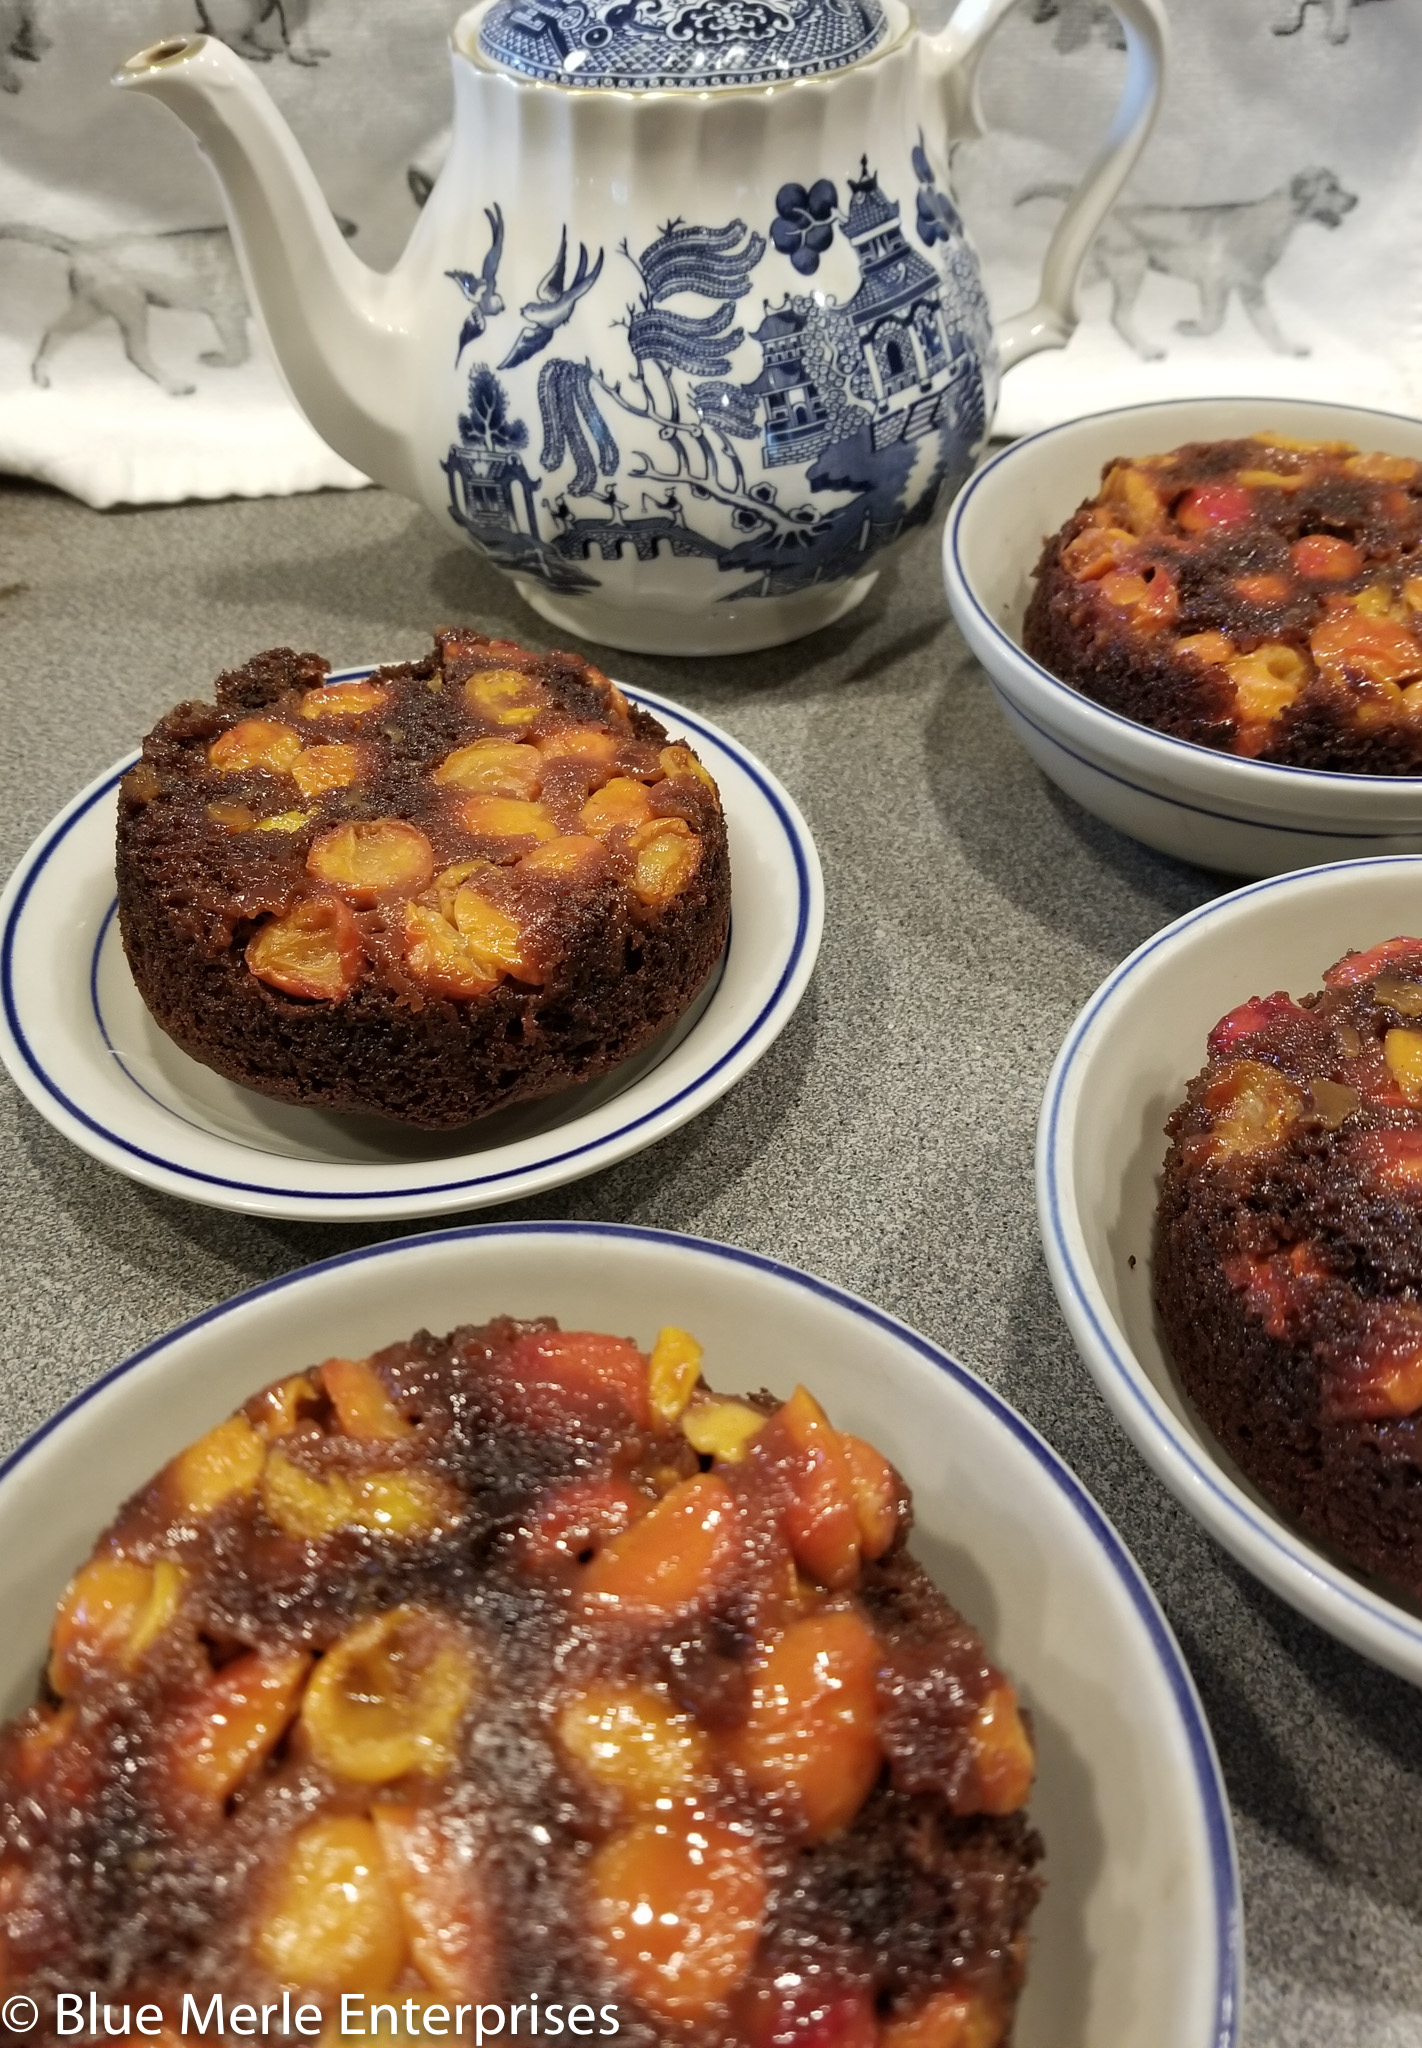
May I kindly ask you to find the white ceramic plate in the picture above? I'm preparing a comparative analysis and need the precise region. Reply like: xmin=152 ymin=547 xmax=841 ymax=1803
xmin=0 ymin=675 xmax=820 ymax=1221
xmin=0 ymin=1223 xmax=1240 ymax=2048
xmin=1039 ymin=855 xmax=1422 ymax=1686
xmin=944 ymin=398 xmax=1422 ymax=877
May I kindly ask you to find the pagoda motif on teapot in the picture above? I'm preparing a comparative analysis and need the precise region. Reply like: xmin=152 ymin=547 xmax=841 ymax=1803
xmin=441 ymin=145 xmax=995 ymax=604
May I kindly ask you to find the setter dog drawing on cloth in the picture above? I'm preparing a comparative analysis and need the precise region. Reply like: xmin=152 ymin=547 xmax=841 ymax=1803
xmin=1017 ymin=168 xmax=1358 ymax=360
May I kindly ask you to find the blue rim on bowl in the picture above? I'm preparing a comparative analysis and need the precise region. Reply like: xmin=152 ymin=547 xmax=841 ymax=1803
xmin=0 ymin=1220 xmax=1242 ymax=2046
xmin=1038 ymin=854 xmax=1422 ymax=1683
xmin=950 ymin=399 xmax=1422 ymax=793
xmin=0 ymin=675 xmax=822 ymax=1218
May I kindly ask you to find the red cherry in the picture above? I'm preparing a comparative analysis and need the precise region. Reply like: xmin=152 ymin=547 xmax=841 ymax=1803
xmin=1207 ymin=991 xmax=1309 ymax=1055
xmin=1176 ymin=481 xmax=1254 ymax=532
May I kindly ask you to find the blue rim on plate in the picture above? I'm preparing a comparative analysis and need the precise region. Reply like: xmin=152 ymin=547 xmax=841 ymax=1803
xmin=947 ymin=396 xmax=1422 ymax=793
xmin=0 ymin=674 xmax=820 ymax=1214
xmin=0 ymin=1218 xmax=1243 ymax=2046
xmin=1038 ymin=854 xmax=1422 ymax=1659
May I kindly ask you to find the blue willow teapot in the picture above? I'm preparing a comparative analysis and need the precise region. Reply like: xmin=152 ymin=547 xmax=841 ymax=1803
xmin=119 ymin=0 xmax=1166 ymax=654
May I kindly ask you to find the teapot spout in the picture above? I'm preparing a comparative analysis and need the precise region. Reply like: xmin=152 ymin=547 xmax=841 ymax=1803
xmin=115 ymin=35 xmax=418 ymax=497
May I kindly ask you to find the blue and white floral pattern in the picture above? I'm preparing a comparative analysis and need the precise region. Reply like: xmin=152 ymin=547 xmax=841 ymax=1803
xmin=443 ymin=147 xmax=993 ymax=600
xmin=476 ymin=0 xmax=887 ymax=90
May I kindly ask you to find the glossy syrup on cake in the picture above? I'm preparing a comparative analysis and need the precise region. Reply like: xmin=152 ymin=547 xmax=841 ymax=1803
xmin=116 ymin=632 xmax=730 ymax=1127
xmin=1156 ymin=937 xmax=1422 ymax=1596
xmin=0 ymin=1322 xmax=1041 ymax=2047
xmin=1024 ymin=435 xmax=1422 ymax=770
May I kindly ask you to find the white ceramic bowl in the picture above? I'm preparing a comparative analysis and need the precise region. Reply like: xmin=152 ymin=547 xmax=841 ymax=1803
xmin=1039 ymin=856 xmax=1422 ymax=1686
xmin=944 ymin=397 xmax=1422 ymax=878
xmin=0 ymin=1225 xmax=1238 ymax=2048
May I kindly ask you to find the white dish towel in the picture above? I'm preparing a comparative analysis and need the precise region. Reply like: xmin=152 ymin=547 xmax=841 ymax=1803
xmin=0 ymin=0 xmax=454 ymax=507
xmin=2 ymin=0 xmax=1421 ymax=507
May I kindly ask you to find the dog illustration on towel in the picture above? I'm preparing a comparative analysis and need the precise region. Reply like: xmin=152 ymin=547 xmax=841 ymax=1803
xmin=0 ymin=225 xmax=251 ymax=397
xmin=194 ymin=0 xmax=327 ymax=65
xmin=1273 ymin=0 xmax=1388 ymax=44
xmin=0 ymin=0 xmax=49 ymax=92
xmin=1017 ymin=168 xmax=1358 ymax=360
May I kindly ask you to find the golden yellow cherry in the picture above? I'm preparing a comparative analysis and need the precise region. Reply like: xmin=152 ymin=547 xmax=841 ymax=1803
xmin=48 ymin=1554 xmax=186 ymax=1694
xmin=1225 ymin=644 xmax=1307 ymax=723
xmin=320 ymin=1357 xmax=412 ymax=1443
xmin=1385 ymin=1026 xmax=1422 ymax=1103
xmin=646 ymin=1326 xmax=703 ymax=1424
xmin=1100 ymin=461 xmax=1165 ymax=535
xmin=301 ymin=1606 xmax=478 ymax=1783
xmin=257 ymin=811 xmax=314 ymax=834
xmin=464 ymin=667 xmax=547 ymax=728
xmin=657 ymin=745 xmax=716 ymax=791
xmin=299 ymin=681 xmax=390 ymax=720
xmin=1060 ymin=524 xmax=1137 ymax=580
xmin=452 ymin=887 xmax=541 ymax=983
xmin=371 ymin=1805 xmax=499 ymax=2000
xmin=518 ymin=835 xmax=608 ymax=883
xmin=539 ymin=726 xmax=620 ymax=767
xmin=164 ymin=1413 xmax=266 ymax=1517
xmin=434 ymin=739 xmax=544 ymax=799
xmin=629 ymin=819 xmax=701 ymax=906
xmin=680 ymin=1397 xmax=766 ymax=1464
xmin=249 ymin=1374 xmax=316 ymax=1441
xmin=169 ymin=1648 xmax=312 ymax=1803
xmin=429 ymin=859 xmax=496 ymax=921
xmin=459 ymin=795 xmax=559 ymax=845
xmin=307 ymin=820 xmax=435 ymax=906
xmin=247 ymin=897 xmax=365 ymax=1002
xmin=291 ymin=743 xmax=363 ymax=800
xmin=209 ymin=719 xmax=303 ymax=776
xmin=557 ymin=1680 xmax=710 ymax=1807
xmin=580 ymin=778 xmax=653 ymax=837
xmin=588 ymin=1815 xmax=766 ymax=2019
xmin=253 ymin=1815 xmax=406 ymax=1993
xmin=403 ymin=903 xmax=502 ymax=1001
xmin=1203 ymin=1059 xmax=1304 ymax=1159
xmin=961 ymin=1681 xmax=1035 ymax=1816
xmin=261 ymin=1450 xmax=460 ymax=1541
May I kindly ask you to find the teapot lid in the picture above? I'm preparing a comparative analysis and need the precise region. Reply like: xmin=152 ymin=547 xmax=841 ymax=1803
xmin=472 ymin=0 xmax=891 ymax=91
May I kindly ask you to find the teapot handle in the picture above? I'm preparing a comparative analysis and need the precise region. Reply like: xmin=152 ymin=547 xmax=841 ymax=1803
xmin=923 ymin=0 xmax=1169 ymax=371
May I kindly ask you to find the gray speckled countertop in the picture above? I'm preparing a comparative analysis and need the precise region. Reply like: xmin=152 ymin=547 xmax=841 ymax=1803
xmin=2 ymin=477 xmax=1420 ymax=2047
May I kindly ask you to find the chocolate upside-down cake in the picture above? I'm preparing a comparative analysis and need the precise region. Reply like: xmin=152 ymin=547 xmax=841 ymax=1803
xmin=0 ymin=1320 xmax=1042 ymax=2046
xmin=1024 ymin=435 xmax=1422 ymax=770
xmin=116 ymin=631 xmax=730 ymax=1126
xmin=1156 ymin=936 xmax=1422 ymax=1596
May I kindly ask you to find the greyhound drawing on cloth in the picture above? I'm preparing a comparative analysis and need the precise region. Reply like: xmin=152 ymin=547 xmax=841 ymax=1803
xmin=194 ymin=0 xmax=326 ymax=65
xmin=1016 ymin=168 xmax=1358 ymax=360
xmin=1 ymin=225 xmax=250 ymax=397
xmin=0 ymin=0 xmax=49 ymax=92
xmin=1273 ymin=0 xmax=1388 ymax=44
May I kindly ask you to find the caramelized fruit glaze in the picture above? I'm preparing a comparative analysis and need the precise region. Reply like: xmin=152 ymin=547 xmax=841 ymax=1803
xmin=115 ymin=634 xmax=730 ymax=1126
xmin=1024 ymin=435 xmax=1422 ymax=769
xmin=1157 ymin=937 xmax=1422 ymax=1595
xmin=0 ymin=1322 xmax=1041 ymax=2047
